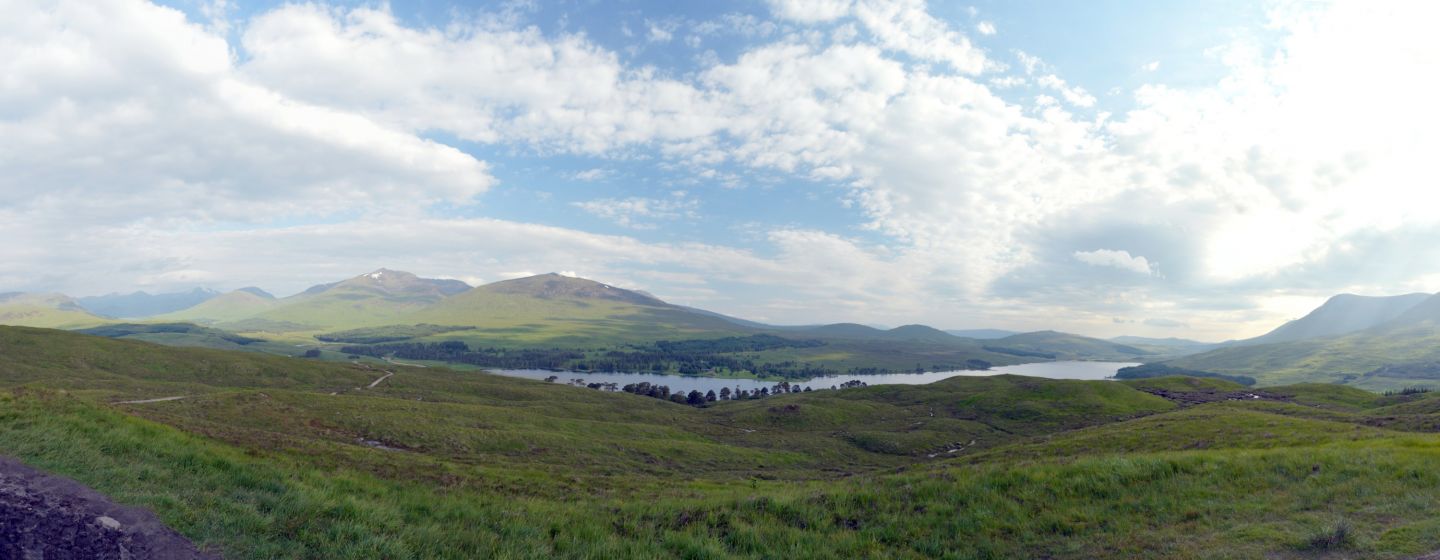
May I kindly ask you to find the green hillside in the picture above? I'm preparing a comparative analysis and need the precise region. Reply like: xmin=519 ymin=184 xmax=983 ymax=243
xmin=1164 ymin=323 xmax=1440 ymax=389
xmin=402 ymin=273 xmax=752 ymax=345
xmin=10 ymin=327 xmax=1440 ymax=557
xmin=237 ymin=269 xmax=469 ymax=332
xmin=1239 ymin=292 xmax=1432 ymax=345
xmin=0 ymin=293 xmax=112 ymax=329
xmin=985 ymin=330 xmax=1166 ymax=360
xmin=155 ymin=289 xmax=279 ymax=325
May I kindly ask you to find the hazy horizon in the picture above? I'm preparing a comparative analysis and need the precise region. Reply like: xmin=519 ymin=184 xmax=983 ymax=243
xmin=5 ymin=0 xmax=1437 ymax=342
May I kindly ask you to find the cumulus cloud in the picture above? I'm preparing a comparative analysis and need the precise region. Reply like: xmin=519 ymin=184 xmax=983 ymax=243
xmin=0 ymin=0 xmax=493 ymax=227
xmin=6 ymin=0 xmax=1440 ymax=339
xmin=975 ymin=21 xmax=996 ymax=36
xmin=1073 ymin=250 xmax=1157 ymax=275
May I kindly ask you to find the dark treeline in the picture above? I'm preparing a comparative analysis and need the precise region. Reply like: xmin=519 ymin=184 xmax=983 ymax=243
xmin=653 ymin=334 xmax=824 ymax=353
xmin=577 ymin=347 xmax=837 ymax=380
xmin=982 ymin=346 xmax=1057 ymax=359
xmin=340 ymin=341 xmax=584 ymax=370
xmin=546 ymin=378 xmax=867 ymax=407
xmin=1114 ymin=363 xmax=1258 ymax=386
xmin=341 ymin=334 xmax=989 ymax=378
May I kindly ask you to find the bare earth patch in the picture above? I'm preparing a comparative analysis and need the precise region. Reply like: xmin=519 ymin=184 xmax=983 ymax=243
xmin=0 ymin=455 xmax=217 ymax=559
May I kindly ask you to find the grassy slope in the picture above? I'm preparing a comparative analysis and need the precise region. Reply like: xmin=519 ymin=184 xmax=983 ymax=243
xmin=988 ymin=330 xmax=1166 ymax=361
xmin=1166 ymin=323 xmax=1440 ymax=389
xmin=155 ymin=290 xmax=278 ymax=325
xmin=243 ymin=287 xmax=447 ymax=332
xmin=403 ymin=288 xmax=752 ymax=347
xmin=16 ymin=327 xmax=1440 ymax=557
xmin=0 ymin=294 xmax=113 ymax=329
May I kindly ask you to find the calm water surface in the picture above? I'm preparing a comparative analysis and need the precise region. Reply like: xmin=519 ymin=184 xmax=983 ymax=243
xmin=490 ymin=360 xmax=1140 ymax=395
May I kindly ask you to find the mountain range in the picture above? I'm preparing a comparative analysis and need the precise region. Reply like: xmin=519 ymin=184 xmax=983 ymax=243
xmin=1164 ymin=291 xmax=1440 ymax=388
xmin=0 ymin=269 xmax=1188 ymax=373
xmin=74 ymin=288 xmax=222 ymax=318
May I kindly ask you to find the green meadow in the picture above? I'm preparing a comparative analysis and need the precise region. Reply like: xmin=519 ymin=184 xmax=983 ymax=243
xmin=6 ymin=325 xmax=1440 ymax=558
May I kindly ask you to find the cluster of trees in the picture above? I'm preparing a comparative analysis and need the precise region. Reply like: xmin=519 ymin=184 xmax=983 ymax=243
xmin=341 ymin=335 xmax=849 ymax=378
xmin=542 ymin=378 xmax=871 ymax=407
xmin=316 ymin=324 xmax=475 ymax=344
xmin=1114 ymin=363 xmax=1258 ymax=386
xmin=982 ymin=346 xmax=1057 ymax=359
xmin=652 ymin=334 xmax=824 ymax=353
xmin=339 ymin=341 xmax=584 ymax=370
xmin=338 ymin=334 xmax=986 ymax=378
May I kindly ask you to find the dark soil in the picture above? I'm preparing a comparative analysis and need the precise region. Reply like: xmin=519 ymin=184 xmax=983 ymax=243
xmin=0 ymin=455 xmax=217 ymax=559
xmin=1139 ymin=388 xmax=1294 ymax=406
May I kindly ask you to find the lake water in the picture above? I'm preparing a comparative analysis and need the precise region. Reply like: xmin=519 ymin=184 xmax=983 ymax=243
xmin=490 ymin=361 xmax=1140 ymax=395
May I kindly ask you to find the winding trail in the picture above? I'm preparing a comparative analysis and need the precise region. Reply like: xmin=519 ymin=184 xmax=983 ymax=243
xmin=113 ymin=396 xmax=190 ymax=405
xmin=367 ymin=371 xmax=395 ymax=389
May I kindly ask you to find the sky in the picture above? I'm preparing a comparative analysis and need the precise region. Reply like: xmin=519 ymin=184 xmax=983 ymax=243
xmin=3 ymin=0 xmax=1438 ymax=341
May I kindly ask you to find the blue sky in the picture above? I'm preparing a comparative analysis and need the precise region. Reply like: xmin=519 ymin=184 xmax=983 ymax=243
xmin=4 ymin=0 xmax=1438 ymax=340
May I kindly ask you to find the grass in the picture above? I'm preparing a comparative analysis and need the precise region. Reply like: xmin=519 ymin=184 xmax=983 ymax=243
xmin=13 ymin=326 xmax=1440 ymax=557
xmin=1167 ymin=323 xmax=1440 ymax=388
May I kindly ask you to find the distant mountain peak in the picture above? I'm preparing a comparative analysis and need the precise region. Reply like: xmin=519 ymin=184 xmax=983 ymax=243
xmin=481 ymin=273 xmax=667 ymax=306
xmin=300 ymin=269 xmax=470 ymax=298
xmin=235 ymin=287 xmax=275 ymax=299
xmin=1242 ymin=292 xmax=1432 ymax=345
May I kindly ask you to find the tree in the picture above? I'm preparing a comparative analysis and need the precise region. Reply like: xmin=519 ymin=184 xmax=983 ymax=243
xmin=544 ymin=375 xmax=558 ymax=383
xmin=301 ymin=349 xmax=321 ymax=358
xmin=687 ymin=390 xmax=705 ymax=405
xmin=719 ymin=387 xmax=732 ymax=400
xmin=669 ymin=393 xmax=687 ymax=404
xmin=705 ymin=390 xmax=717 ymax=402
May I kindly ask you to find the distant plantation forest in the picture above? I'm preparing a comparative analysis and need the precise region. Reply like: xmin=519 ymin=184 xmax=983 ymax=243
xmin=338 ymin=334 xmax=986 ymax=378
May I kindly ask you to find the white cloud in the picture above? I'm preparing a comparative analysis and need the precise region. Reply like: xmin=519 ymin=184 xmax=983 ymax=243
xmin=646 ymin=19 xmax=676 ymax=43
xmin=7 ymin=0 xmax=1440 ymax=339
xmin=1142 ymin=60 xmax=1160 ymax=71
xmin=0 ymin=0 xmax=492 ymax=228
xmin=573 ymin=193 xmax=700 ymax=229
xmin=1073 ymin=249 xmax=1157 ymax=275
xmin=852 ymin=0 xmax=988 ymax=74
xmin=765 ymin=0 xmax=854 ymax=23
xmin=975 ymin=21 xmax=996 ymax=36
xmin=1037 ymin=74 xmax=1097 ymax=107
xmin=240 ymin=5 xmax=724 ymax=153
xmin=573 ymin=168 xmax=610 ymax=181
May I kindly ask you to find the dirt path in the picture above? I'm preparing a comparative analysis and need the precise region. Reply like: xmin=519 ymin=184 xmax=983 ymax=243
xmin=0 ymin=455 xmax=217 ymax=559
xmin=113 ymin=395 xmax=190 ymax=405
xmin=367 ymin=371 xmax=395 ymax=389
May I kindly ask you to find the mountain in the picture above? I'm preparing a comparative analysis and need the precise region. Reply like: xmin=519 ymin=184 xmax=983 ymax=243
xmin=784 ymin=323 xmax=959 ymax=342
xmin=1237 ymin=292 xmax=1432 ymax=345
xmin=155 ymin=288 xmax=279 ymax=325
xmin=984 ymin=331 xmax=1162 ymax=361
xmin=946 ymin=329 xmax=1020 ymax=339
xmin=1386 ymin=292 xmax=1440 ymax=326
xmin=402 ymin=273 xmax=748 ymax=345
xmin=1109 ymin=336 xmax=1215 ymax=355
xmin=0 ymin=292 xmax=111 ymax=329
xmin=237 ymin=269 xmax=471 ymax=331
xmin=74 ymin=288 xmax=220 ymax=318
xmin=1161 ymin=292 xmax=1440 ymax=388
xmin=235 ymin=287 xmax=274 ymax=298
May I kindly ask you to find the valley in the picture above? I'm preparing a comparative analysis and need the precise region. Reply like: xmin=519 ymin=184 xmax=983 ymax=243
xmin=0 ymin=269 xmax=1193 ymax=382
xmin=7 ymin=325 xmax=1440 ymax=558
xmin=9 ymin=270 xmax=1440 ymax=557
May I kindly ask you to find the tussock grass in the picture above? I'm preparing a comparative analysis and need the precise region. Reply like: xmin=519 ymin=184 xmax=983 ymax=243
xmin=9 ymin=326 xmax=1440 ymax=557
